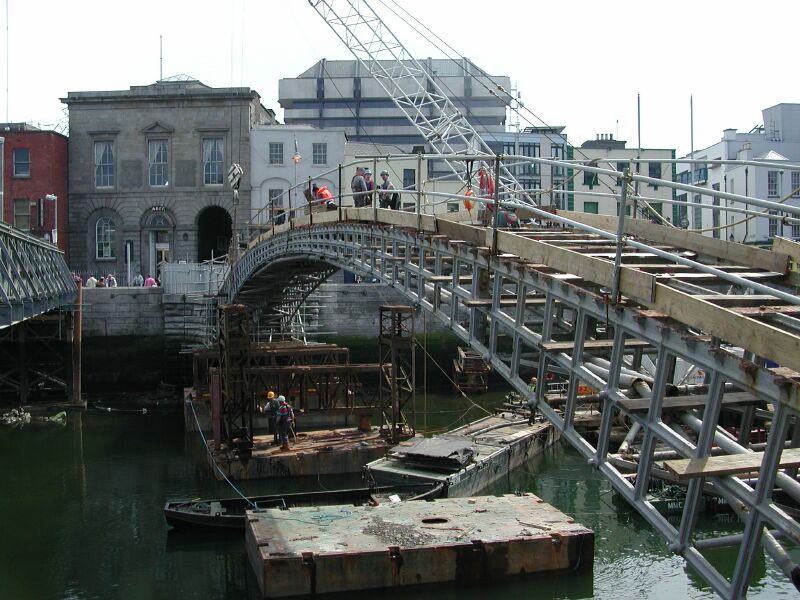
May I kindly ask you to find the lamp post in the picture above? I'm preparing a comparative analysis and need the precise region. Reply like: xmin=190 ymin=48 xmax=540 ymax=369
xmin=292 ymin=137 xmax=301 ymax=221
xmin=45 ymin=194 xmax=58 ymax=246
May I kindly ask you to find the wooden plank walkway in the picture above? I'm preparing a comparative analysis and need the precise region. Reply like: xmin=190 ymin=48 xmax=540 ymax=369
xmin=618 ymin=391 xmax=759 ymax=412
xmin=663 ymin=448 xmax=800 ymax=481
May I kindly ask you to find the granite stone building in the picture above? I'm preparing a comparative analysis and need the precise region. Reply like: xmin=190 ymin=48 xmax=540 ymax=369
xmin=62 ymin=76 xmax=275 ymax=279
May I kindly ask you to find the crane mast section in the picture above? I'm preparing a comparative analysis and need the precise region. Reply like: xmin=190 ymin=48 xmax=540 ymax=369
xmin=309 ymin=0 xmax=536 ymax=206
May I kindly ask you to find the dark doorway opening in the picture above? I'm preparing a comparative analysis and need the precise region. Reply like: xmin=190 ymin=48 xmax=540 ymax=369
xmin=197 ymin=206 xmax=232 ymax=262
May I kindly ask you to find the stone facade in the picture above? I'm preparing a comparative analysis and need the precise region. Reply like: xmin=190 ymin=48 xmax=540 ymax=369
xmin=63 ymin=77 xmax=275 ymax=280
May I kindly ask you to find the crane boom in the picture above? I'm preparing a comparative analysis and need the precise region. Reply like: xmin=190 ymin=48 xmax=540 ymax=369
xmin=308 ymin=0 xmax=539 ymax=207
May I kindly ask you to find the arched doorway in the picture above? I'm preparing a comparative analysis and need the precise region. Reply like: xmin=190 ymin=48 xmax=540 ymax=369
xmin=142 ymin=209 xmax=175 ymax=280
xmin=197 ymin=206 xmax=232 ymax=262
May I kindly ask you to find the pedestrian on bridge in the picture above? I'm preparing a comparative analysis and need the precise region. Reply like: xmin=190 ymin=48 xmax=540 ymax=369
xmin=132 ymin=272 xmax=144 ymax=287
xmin=144 ymin=274 xmax=157 ymax=287
xmin=312 ymin=183 xmax=337 ymax=210
xmin=85 ymin=275 xmax=97 ymax=288
xmin=351 ymin=166 xmax=369 ymax=208
xmin=106 ymin=274 xmax=118 ymax=288
xmin=378 ymin=170 xmax=398 ymax=209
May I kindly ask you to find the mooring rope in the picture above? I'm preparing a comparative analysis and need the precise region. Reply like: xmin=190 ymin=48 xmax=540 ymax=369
xmin=186 ymin=398 xmax=260 ymax=510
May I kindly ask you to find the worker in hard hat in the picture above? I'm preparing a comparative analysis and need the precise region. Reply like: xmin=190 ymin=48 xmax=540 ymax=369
xmin=378 ymin=170 xmax=397 ymax=209
xmin=276 ymin=395 xmax=295 ymax=451
xmin=260 ymin=390 xmax=281 ymax=445
xmin=527 ymin=377 xmax=538 ymax=425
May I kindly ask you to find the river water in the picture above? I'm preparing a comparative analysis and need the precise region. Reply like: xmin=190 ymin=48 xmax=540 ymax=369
xmin=0 ymin=392 xmax=795 ymax=600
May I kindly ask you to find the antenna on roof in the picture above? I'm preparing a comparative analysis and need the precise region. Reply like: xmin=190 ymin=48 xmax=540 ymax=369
xmin=159 ymin=35 xmax=163 ymax=81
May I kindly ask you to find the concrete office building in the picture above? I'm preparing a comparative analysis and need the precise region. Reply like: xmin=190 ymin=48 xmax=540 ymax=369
xmin=676 ymin=103 xmax=800 ymax=244
xmin=63 ymin=76 xmax=275 ymax=280
xmin=279 ymin=58 xmax=511 ymax=150
xmin=571 ymin=134 xmax=675 ymax=219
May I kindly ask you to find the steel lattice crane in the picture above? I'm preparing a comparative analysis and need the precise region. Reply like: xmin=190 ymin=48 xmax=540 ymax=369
xmin=308 ymin=0 xmax=540 ymax=207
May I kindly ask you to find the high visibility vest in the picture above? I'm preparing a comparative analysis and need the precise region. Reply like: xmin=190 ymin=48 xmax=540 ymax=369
xmin=315 ymin=186 xmax=333 ymax=200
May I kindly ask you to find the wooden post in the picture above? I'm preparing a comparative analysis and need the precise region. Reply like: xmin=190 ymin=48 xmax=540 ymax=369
xmin=308 ymin=176 xmax=313 ymax=226
xmin=338 ymin=163 xmax=343 ymax=222
xmin=372 ymin=157 xmax=378 ymax=222
xmin=72 ymin=282 xmax=83 ymax=405
xmin=211 ymin=369 xmax=222 ymax=450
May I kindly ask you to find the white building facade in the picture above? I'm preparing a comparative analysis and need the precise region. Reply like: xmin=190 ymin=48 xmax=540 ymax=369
xmin=676 ymin=103 xmax=800 ymax=244
xmin=250 ymin=125 xmax=345 ymax=224
xmin=570 ymin=135 xmax=676 ymax=219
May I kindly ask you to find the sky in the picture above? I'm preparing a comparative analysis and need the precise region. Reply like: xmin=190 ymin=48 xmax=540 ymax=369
xmin=2 ymin=0 xmax=797 ymax=156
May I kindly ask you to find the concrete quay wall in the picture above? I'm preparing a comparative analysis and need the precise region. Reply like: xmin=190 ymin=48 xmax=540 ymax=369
xmin=311 ymin=282 xmax=449 ymax=337
xmin=79 ymin=282 xmax=451 ymax=389
xmin=81 ymin=287 xmax=164 ymax=336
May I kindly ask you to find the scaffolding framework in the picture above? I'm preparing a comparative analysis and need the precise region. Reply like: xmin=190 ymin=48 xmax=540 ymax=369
xmin=378 ymin=305 xmax=416 ymax=443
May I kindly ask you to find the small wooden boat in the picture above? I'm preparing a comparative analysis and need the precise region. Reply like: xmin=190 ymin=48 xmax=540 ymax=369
xmin=164 ymin=482 xmax=444 ymax=531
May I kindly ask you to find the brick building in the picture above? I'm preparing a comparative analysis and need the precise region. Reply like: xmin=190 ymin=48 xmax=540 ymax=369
xmin=0 ymin=123 xmax=69 ymax=256
xmin=62 ymin=76 xmax=275 ymax=280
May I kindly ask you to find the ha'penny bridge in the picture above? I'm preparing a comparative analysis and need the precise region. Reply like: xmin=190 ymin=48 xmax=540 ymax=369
xmin=219 ymin=154 xmax=800 ymax=599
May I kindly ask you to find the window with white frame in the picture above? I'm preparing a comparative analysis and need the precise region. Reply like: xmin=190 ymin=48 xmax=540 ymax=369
xmin=447 ymin=202 xmax=459 ymax=212
xmin=693 ymin=194 xmax=702 ymax=229
xmin=203 ymin=138 xmax=224 ymax=185
xmin=14 ymin=199 xmax=30 ymax=230
xmin=791 ymin=171 xmax=799 ymax=196
xmin=768 ymin=210 xmax=779 ymax=238
xmin=792 ymin=218 xmax=800 ymax=239
xmin=96 ymin=216 xmax=116 ymax=259
xmin=551 ymin=144 xmax=565 ymax=177
xmin=519 ymin=143 xmax=540 ymax=176
xmin=12 ymin=148 xmax=30 ymax=177
xmin=768 ymin=171 xmax=780 ymax=197
xmin=268 ymin=189 xmax=285 ymax=209
xmin=269 ymin=142 xmax=284 ymax=165
xmin=312 ymin=143 xmax=327 ymax=165
xmin=94 ymin=141 xmax=115 ymax=188
xmin=648 ymin=162 xmax=662 ymax=189
xmin=616 ymin=162 xmax=629 ymax=186
xmin=148 ymin=139 xmax=169 ymax=186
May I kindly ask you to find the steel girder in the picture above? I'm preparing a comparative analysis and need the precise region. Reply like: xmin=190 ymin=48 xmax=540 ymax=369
xmin=0 ymin=223 xmax=76 ymax=329
xmin=226 ymin=221 xmax=800 ymax=598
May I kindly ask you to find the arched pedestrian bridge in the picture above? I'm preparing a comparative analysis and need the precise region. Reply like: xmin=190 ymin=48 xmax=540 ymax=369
xmin=224 ymin=206 xmax=800 ymax=599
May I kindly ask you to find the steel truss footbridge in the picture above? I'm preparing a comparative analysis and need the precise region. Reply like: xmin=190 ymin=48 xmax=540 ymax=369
xmin=0 ymin=222 xmax=76 ymax=329
xmin=220 ymin=149 xmax=800 ymax=598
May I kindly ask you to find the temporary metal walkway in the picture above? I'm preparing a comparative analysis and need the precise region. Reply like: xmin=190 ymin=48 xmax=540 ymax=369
xmin=223 ymin=205 xmax=800 ymax=598
xmin=0 ymin=222 xmax=76 ymax=329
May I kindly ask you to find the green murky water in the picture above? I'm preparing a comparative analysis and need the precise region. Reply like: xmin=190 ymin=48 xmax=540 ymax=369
xmin=0 ymin=392 xmax=796 ymax=599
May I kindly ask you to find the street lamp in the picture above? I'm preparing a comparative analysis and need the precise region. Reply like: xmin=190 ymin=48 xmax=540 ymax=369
xmin=45 ymin=194 xmax=58 ymax=245
xmin=292 ymin=137 xmax=301 ymax=219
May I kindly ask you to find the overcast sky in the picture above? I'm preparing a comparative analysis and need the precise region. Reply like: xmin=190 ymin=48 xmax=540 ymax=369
xmin=2 ymin=0 xmax=796 ymax=156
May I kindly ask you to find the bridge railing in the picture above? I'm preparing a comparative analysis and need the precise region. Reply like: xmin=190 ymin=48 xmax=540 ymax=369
xmin=0 ymin=221 xmax=77 ymax=328
xmin=242 ymin=153 xmax=800 ymax=311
